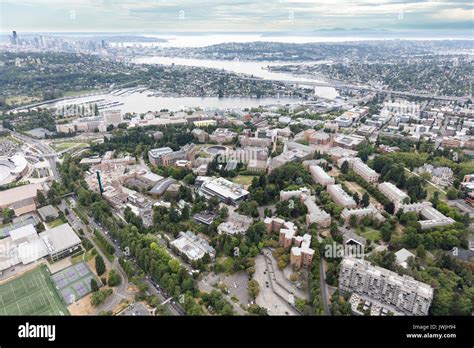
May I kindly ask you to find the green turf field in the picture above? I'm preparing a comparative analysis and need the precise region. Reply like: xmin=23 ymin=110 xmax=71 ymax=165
xmin=0 ymin=266 xmax=69 ymax=315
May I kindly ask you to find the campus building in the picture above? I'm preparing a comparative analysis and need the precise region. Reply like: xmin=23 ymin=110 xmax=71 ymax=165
xmin=290 ymin=234 xmax=314 ymax=270
xmin=309 ymin=165 xmax=335 ymax=187
xmin=339 ymin=157 xmax=379 ymax=183
xmin=398 ymin=202 xmax=455 ymax=230
xmin=0 ymin=183 xmax=43 ymax=216
xmin=199 ymin=177 xmax=249 ymax=206
xmin=39 ymin=223 xmax=82 ymax=262
xmin=339 ymin=257 xmax=434 ymax=316
xmin=378 ymin=182 xmax=409 ymax=209
xmin=340 ymin=203 xmax=385 ymax=224
xmin=327 ymin=184 xmax=357 ymax=209
xmin=0 ymin=223 xmax=81 ymax=272
xmin=171 ymin=231 xmax=216 ymax=262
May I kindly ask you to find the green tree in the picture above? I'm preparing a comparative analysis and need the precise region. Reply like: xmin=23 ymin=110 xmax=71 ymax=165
xmin=107 ymin=269 xmax=121 ymax=287
xmin=36 ymin=191 xmax=47 ymax=207
xmin=248 ymin=279 xmax=260 ymax=299
xmin=340 ymin=160 xmax=349 ymax=174
xmin=446 ymin=188 xmax=459 ymax=200
xmin=90 ymin=278 xmax=99 ymax=292
xmin=361 ymin=192 xmax=370 ymax=208
xmin=95 ymin=255 xmax=106 ymax=276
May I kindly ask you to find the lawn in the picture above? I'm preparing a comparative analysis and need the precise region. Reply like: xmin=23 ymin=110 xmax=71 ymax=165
xmin=47 ymin=218 xmax=67 ymax=228
xmin=356 ymin=227 xmax=381 ymax=242
xmin=215 ymin=257 xmax=235 ymax=274
xmin=51 ymin=142 xmax=88 ymax=152
xmin=0 ymin=266 xmax=68 ymax=315
xmin=5 ymin=95 xmax=40 ymax=106
xmin=63 ymin=89 xmax=98 ymax=97
xmin=232 ymin=175 xmax=256 ymax=187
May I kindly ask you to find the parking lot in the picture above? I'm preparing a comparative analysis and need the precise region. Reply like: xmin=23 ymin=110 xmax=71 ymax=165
xmin=253 ymin=255 xmax=298 ymax=316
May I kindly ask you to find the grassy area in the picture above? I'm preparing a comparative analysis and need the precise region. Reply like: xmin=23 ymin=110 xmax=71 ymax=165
xmin=51 ymin=142 xmax=88 ymax=152
xmin=63 ymin=89 xmax=98 ymax=97
xmin=47 ymin=218 xmax=67 ymax=228
xmin=70 ymin=250 xmax=86 ymax=264
xmin=232 ymin=175 xmax=256 ymax=187
xmin=92 ymin=236 xmax=114 ymax=262
xmin=5 ymin=95 xmax=40 ymax=106
xmin=0 ymin=266 xmax=68 ymax=315
xmin=215 ymin=257 xmax=235 ymax=274
xmin=356 ymin=227 xmax=381 ymax=242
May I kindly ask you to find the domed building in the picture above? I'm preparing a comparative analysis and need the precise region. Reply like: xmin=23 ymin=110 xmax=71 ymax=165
xmin=0 ymin=154 xmax=29 ymax=186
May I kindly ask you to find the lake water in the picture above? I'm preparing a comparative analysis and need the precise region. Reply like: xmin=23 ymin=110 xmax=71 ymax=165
xmin=132 ymin=56 xmax=339 ymax=99
xmin=52 ymin=92 xmax=300 ymax=113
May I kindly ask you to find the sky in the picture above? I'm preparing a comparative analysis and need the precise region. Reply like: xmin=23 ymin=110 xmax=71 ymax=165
xmin=0 ymin=0 xmax=473 ymax=33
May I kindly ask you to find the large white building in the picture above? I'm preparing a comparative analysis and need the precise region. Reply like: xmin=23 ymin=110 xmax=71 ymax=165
xmin=101 ymin=110 xmax=123 ymax=127
xmin=399 ymin=202 xmax=455 ymax=230
xmin=279 ymin=187 xmax=311 ymax=201
xmin=39 ymin=223 xmax=82 ymax=262
xmin=339 ymin=257 xmax=433 ymax=316
xmin=199 ymin=177 xmax=249 ymax=206
xmin=0 ymin=223 xmax=81 ymax=271
xmin=327 ymin=184 xmax=357 ymax=208
xmin=340 ymin=203 xmax=385 ymax=224
xmin=378 ymin=182 xmax=409 ymax=208
xmin=309 ymin=165 xmax=335 ymax=187
xmin=171 ymin=231 xmax=216 ymax=262
xmin=301 ymin=194 xmax=331 ymax=228
xmin=0 ymin=154 xmax=29 ymax=186
xmin=339 ymin=157 xmax=379 ymax=183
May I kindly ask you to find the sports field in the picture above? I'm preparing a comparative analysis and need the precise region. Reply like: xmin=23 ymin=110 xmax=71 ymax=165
xmin=0 ymin=266 xmax=69 ymax=315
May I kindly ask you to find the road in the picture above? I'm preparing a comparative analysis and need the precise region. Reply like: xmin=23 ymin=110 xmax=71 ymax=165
xmin=319 ymin=257 xmax=330 ymax=315
xmin=57 ymin=200 xmax=132 ymax=314
xmin=7 ymin=130 xmax=60 ymax=180
xmin=61 ymin=197 xmax=185 ymax=315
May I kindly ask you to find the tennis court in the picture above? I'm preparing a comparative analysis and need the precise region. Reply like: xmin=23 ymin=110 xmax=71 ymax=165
xmin=0 ymin=266 xmax=68 ymax=315
xmin=51 ymin=262 xmax=97 ymax=304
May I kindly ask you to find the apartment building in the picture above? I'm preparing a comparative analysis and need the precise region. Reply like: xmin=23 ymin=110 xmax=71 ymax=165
xmin=327 ymin=184 xmax=357 ymax=208
xmin=290 ymin=234 xmax=315 ymax=270
xmin=279 ymin=187 xmax=311 ymax=201
xmin=340 ymin=204 xmax=385 ymax=224
xmin=338 ymin=157 xmax=379 ymax=183
xmin=378 ymin=182 xmax=409 ymax=209
xmin=309 ymin=165 xmax=335 ymax=187
xmin=399 ymin=202 xmax=455 ymax=230
xmin=339 ymin=257 xmax=434 ymax=316
xmin=301 ymin=194 xmax=331 ymax=228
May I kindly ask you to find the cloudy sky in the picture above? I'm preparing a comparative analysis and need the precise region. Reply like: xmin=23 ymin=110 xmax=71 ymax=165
xmin=0 ymin=0 xmax=472 ymax=33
